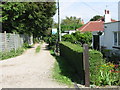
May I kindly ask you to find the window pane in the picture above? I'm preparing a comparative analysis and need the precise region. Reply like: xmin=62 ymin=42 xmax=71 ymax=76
xmin=118 ymin=32 xmax=120 ymax=46
xmin=114 ymin=32 xmax=117 ymax=46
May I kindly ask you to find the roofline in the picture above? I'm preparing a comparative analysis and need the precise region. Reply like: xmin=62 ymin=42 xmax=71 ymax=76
xmin=80 ymin=22 xmax=91 ymax=32
xmin=104 ymin=21 xmax=120 ymax=24
xmin=78 ymin=21 xmax=102 ymax=31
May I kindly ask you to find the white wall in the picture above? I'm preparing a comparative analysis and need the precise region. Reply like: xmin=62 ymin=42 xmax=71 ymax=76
xmin=100 ymin=22 xmax=119 ymax=50
xmin=118 ymin=1 xmax=120 ymax=21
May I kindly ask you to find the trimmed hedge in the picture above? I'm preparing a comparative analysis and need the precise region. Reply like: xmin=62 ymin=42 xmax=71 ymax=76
xmin=59 ymin=41 xmax=104 ymax=84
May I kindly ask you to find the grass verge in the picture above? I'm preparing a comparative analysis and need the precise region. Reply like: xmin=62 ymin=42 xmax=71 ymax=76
xmin=0 ymin=43 xmax=33 ymax=60
xmin=50 ymin=50 xmax=75 ymax=87
xmin=0 ymin=48 xmax=25 ymax=60
xmin=35 ymin=45 xmax=41 ymax=53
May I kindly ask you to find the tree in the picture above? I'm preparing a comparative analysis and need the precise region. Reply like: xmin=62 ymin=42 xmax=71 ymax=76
xmin=1 ymin=2 xmax=56 ymax=38
xmin=90 ymin=15 xmax=102 ymax=21
xmin=60 ymin=16 xmax=83 ymax=32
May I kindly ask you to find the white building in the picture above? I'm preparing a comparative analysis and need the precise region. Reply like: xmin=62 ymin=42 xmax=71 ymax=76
xmin=100 ymin=3 xmax=120 ymax=50
xmin=100 ymin=21 xmax=120 ymax=50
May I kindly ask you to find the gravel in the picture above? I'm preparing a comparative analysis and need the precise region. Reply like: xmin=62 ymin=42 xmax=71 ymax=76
xmin=0 ymin=43 xmax=68 ymax=88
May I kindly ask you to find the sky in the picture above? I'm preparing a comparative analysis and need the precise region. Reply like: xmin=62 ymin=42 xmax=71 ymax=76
xmin=53 ymin=0 xmax=120 ymax=24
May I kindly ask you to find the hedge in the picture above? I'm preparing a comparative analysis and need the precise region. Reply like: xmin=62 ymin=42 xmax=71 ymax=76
xmin=59 ymin=41 xmax=104 ymax=84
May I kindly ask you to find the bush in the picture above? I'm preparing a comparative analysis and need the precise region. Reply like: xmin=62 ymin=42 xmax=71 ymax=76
xmin=59 ymin=41 xmax=84 ymax=83
xmin=44 ymin=34 xmax=57 ymax=50
xmin=62 ymin=31 xmax=92 ymax=47
xmin=59 ymin=41 xmax=120 ymax=86
xmin=33 ymin=38 xmax=40 ymax=43
xmin=62 ymin=34 xmax=77 ymax=43
xmin=72 ymin=31 xmax=92 ymax=46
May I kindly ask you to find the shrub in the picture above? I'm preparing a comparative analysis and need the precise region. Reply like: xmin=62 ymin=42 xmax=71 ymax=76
xmin=59 ymin=41 xmax=84 ymax=83
xmin=44 ymin=34 xmax=57 ymax=50
xmin=72 ymin=31 xmax=92 ymax=46
xmin=62 ymin=31 xmax=92 ymax=47
xmin=62 ymin=34 xmax=77 ymax=43
xmin=59 ymin=41 xmax=120 ymax=86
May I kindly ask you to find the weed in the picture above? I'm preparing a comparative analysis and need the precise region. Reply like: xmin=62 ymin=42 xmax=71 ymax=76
xmin=36 ymin=45 xmax=41 ymax=53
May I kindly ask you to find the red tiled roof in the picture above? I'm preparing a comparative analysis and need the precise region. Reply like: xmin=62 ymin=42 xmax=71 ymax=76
xmin=77 ymin=21 xmax=104 ymax=32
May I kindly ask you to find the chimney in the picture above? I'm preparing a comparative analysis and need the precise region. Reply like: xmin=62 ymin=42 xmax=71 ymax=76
xmin=104 ymin=9 xmax=111 ymax=23
xmin=105 ymin=10 xmax=107 ymax=14
xmin=107 ymin=10 xmax=109 ymax=14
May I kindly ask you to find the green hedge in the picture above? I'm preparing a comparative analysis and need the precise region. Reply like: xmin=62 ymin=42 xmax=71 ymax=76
xmin=59 ymin=41 xmax=104 ymax=84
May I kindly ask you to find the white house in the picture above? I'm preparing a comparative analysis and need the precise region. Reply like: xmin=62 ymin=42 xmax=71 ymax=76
xmin=100 ymin=21 xmax=120 ymax=50
xmin=100 ymin=2 xmax=120 ymax=50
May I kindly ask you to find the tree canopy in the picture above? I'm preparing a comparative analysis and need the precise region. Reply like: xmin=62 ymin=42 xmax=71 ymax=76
xmin=53 ymin=16 xmax=83 ymax=32
xmin=90 ymin=15 xmax=102 ymax=21
xmin=1 ymin=2 xmax=56 ymax=37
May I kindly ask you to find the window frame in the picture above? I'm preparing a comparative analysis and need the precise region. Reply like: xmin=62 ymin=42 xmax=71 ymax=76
xmin=113 ymin=31 xmax=120 ymax=47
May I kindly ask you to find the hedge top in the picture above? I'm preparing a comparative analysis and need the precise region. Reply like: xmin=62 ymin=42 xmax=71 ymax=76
xmin=59 ymin=41 xmax=83 ymax=53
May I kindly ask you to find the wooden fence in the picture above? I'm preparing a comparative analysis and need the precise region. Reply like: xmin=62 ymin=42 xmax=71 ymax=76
xmin=0 ymin=31 xmax=33 ymax=52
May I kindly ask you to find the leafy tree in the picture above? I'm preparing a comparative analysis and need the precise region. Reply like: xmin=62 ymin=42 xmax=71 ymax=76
xmin=60 ymin=16 xmax=83 ymax=32
xmin=90 ymin=15 xmax=102 ymax=21
xmin=1 ymin=2 xmax=56 ymax=38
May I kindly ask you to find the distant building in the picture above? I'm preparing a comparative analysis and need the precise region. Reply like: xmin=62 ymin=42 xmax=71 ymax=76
xmin=61 ymin=30 xmax=76 ymax=36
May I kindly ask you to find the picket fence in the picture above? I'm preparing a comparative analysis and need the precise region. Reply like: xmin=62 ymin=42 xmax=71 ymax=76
xmin=0 ymin=31 xmax=33 ymax=52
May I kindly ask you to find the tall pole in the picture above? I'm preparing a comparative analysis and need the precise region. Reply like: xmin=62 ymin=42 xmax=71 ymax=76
xmin=58 ymin=0 xmax=61 ymax=42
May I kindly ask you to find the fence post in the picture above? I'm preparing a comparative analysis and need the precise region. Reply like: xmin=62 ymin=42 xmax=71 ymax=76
xmin=83 ymin=44 xmax=90 ymax=87
xmin=13 ymin=32 xmax=16 ymax=51
xmin=4 ymin=31 xmax=7 ymax=51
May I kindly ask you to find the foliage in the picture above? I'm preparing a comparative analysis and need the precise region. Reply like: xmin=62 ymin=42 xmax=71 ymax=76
xmin=73 ymin=31 xmax=92 ymax=46
xmin=54 ymin=16 xmax=83 ymax=32
xmin=33 ymin=38 xmax=41 ymax=44
xmin=52 ymin=56 xmax=73 ymax=86
xmin=0 ymin=42 xmax=32 ymax=60
xmin=23 ymin=42 xmax=32 ymax=49
xmin=62 ymin=31 xmax=92 ymax=46
xmin=1 ymin=2 xmax=56 ymax=37
xmin=93 ymin=63 xmax=120 ymax=86
xmin=62 ymin=34 xmax=77 ymax=43
xmin=59 ymin=41 xmax=120 ymax=86
xmin=59 ymin=41 xmax=84 ymax=83
xmin=90 ymin=15 xmax=102 ymax=21
xmin=0 ymin=48 xmax=24 ymax=60
xmin=35 ymin=45 xmax=41 ymax=53
xmin=44 ymin=34 xmax=58 ymax=50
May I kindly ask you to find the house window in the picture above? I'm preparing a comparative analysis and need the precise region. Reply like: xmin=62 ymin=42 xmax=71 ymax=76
xmin=114 ymin=32 xmax=117 ymax=46
xmin=118 ymin=32 xmax=120 ymax=46
xmin=114 ymin=32 xmax=120 ymax=46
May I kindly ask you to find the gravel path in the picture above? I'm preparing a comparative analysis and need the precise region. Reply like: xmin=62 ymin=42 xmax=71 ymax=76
xmin=0 ymin=43 xmax=68 ymax=88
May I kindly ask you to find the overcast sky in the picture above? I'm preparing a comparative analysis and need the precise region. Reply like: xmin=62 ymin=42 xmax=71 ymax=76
xmin=53 ymin=0 xmax=120 ymax=23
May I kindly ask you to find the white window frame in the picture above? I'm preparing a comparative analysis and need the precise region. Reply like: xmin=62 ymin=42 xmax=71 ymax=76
xmin=113 ymin=31 xmax=120 ymax=47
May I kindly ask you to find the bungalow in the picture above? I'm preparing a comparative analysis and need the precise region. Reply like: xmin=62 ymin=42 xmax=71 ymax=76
xmin=77 ymin=9 xmax=117 ymax=50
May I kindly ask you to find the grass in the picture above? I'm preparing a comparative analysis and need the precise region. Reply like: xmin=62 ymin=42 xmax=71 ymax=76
xmin=35 ymin=45 xmax=41 ymax=53
xmin=0 ymin=48 xmax=25 ymax=60
xmin=52 ymin=56 xmax=73 ymax=87
xmin=50 ymin=50 xmax=80 ymax=87
xmin=0 ymin=43 xmax=33 ymax=60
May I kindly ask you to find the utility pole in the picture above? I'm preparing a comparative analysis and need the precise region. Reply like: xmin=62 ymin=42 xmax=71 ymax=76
xmin=58 ymin=0 xmax=61 ymax=42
